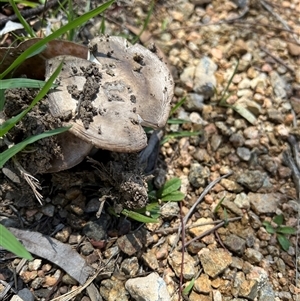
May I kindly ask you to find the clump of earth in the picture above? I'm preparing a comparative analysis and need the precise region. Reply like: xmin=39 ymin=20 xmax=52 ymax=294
xmin=3 ymin=88 xmax=62 ymax=175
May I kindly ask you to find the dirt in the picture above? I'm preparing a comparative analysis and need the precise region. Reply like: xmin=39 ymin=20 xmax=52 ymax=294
xmin=88 ymin=153 xmax=149 ymax=211
xmin=3 ymin=88 xmax=62 ymax=175
xmin=68 ymin=63 xmax=101 ymax=129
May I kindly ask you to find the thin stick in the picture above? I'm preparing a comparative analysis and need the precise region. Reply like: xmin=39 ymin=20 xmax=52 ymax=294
xmin=171 ymin=172 xmax=232 ymax=250
xmin=215 ymin=229 xmax=228 ymax=252
xmin=0 ymin=280 xmax=12 ymax=299
xmin=0 ymin=0 xmax=59 ymax=26
xmin=154 ymin=216 xmax=243 ymax=235
xmin=178 ymin=201 xmax=184 ymax=301
xmin=183 ymin=172 xmax=232 ymax=226
xmin=260 ymin=47 xmax=295 ymax=74
xmin=51 ymin=254 xmax=118 ymax=301
xmin=11 ymin=157 xmax=43 ymax=205
xmin=183 ymin=217 xmax=242 ymax=248
xmin=260 ymin=0 xmax=300 ymax=44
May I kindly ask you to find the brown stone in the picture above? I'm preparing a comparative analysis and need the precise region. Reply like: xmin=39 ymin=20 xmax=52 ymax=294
xmin=188 ymin=218 xmax=214 ymax=237
xmin=43 ymin=276 xmax=58 ymax=287
xmin=287 ymin=43 xmax=300 ymax=56
xmin=168 ymin=251 xmax=197 ymax=280
xmin=239 ymin=280 xmax=258 ymax=300
xmin=194 ymin=274 xmax=211 ymax=294
xmin=190 ymin=291 xmax=212 ymax=301
xmin=198 ymin=248 xmax=232 ymax=277
xmin=20 ymin=271 xmax=37 ymax=284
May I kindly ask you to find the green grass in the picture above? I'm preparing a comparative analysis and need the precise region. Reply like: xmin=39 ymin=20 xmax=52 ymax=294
xmin=0 ymin=224 xmax=32 ymax=260
xmin=263 ymin=214 xmax=296 ymax=251
xmin=218 ymin=60 xmax=257 ymax=124
xmin=131 ymin=0 xmax=155 ymax=44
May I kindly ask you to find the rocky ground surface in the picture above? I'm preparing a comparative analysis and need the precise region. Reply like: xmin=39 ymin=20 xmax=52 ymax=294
xmin=0 ymin=0 xmax=300 ymax=300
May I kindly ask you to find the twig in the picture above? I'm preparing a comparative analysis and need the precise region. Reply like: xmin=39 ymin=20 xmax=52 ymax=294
xmin=288 ymin=136 xmax=300 ymax=175
xmin=183 ymin=217 xmax=242 ymax=248
xmin=183 ymin=172 xmax=233 ymax=226
xmin=260 ymin=0 xmax=300 ymax=44
xmin=0 ymin=280 xmax=13 ymax=299
xmin=154 ymin=217 xmax=242 ymax=235
xmin=171 ymin=172 xmax=232 ymax=251
xmin=12 ymin=157 xmax=43 ymax=205
xmin=8 ymin=204 xmax=25 ymax=228
xmin=178 ymin=201 xmax=184 ymax=301
xmin=282 ymin=147 xmax=300 ymax=201
xmin=23 ymin=173 xmax=43 ymax=203
xmin=215 ymin=230 xmax=228 ymax=252
xmin=0 ymin=0 xmax=59 ymax=27
xmin=260 ymin=46 xmax=295 ymax=74
xmin=96 ymin=195 xmax=106 ymax=219
xmin=283 ymin=136 xmax=300 ymax=291
xmin=15 ymin=258 xmax=27 ymax=274
xmin=51 ymin=254 xmax=118 ymax=301
xmin=232 ymin=20 xmax=300 ymax=38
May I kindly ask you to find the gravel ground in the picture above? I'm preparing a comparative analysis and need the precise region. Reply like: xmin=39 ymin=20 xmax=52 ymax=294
xmin=0 ymin=0 xmax=300 ymax=300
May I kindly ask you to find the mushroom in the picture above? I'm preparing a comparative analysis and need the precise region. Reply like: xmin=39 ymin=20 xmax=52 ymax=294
xmin=45 ymin=35 xmax=174 ymax=172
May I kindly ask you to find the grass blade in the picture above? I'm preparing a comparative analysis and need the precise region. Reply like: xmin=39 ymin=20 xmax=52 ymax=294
xmin=131 ymin=0 xmax=155 ymax=44
xmin=0 ymin=78 xmax=49 ymax=90
xmin=183 ymin=278 xmax=195 ymax=295
xmin=170 ymin=96 xmax=186 ymax=116
xmin=0 ymin=126 xmax=70 ymax=168
xmin=233 ymin=104 xmax=257 ymax=125
xmin=122 ymin=209 xmax=159 ymax=223
xmin=9 ymin=0 xmax=35 ymax=37
xmin=219 ymin=61 xmax=239 ymax=105
xmin=158 ymin=178 xmax=182 ymax=197
xmin=0 ymin=0 xmax=39 ymax=7
xmin=0 ymin=224 xmax=33 ymax=260
xmin=0 ymin=89 xmax=5 ymax=111
xmin=167 ymin=118 xmax=190 ymax=124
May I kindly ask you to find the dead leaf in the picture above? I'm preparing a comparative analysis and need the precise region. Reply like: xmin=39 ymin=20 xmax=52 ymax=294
xmin=9 ymin=227 xmax=94 ymax=284
xmin=233 ymin=103 xmax=257 ymax=125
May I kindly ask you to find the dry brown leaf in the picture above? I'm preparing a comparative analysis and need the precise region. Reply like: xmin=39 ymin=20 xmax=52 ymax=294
xmin=9 ymin=227 xmax=94 ymax=284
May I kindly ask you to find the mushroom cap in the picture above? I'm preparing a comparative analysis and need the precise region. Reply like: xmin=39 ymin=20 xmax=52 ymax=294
xmin=45 ymin=35 xmax=174 ymax=153
xmin=45 ymin=131 xmax=93 ymax=173
xmin=89 ymin=35 xmax=174 ymax=128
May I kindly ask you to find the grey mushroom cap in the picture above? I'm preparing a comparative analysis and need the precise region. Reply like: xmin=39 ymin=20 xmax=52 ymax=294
xmin=88 ymin=35 xmax=174 ymax=129
xmin=45 ymin=35 xmax=174 ymax=153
